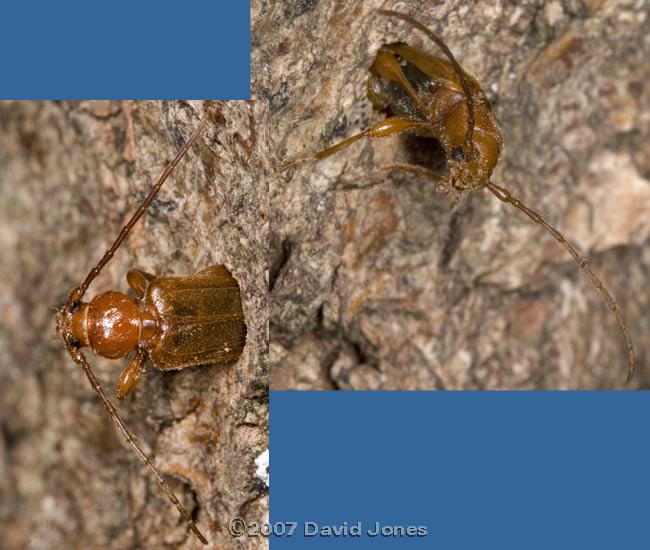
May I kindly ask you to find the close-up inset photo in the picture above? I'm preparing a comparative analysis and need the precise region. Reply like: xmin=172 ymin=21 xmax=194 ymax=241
xmin=0 ymin=101 xmax=269 ymax=549
xmin=259 ymin=0 xmax=650 ymax=390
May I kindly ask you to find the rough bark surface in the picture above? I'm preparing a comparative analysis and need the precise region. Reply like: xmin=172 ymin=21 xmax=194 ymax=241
xmin=0 ymin=101 xmax=268 ymax=549
xmin=256 ymin=0 xmax=650 ymax=389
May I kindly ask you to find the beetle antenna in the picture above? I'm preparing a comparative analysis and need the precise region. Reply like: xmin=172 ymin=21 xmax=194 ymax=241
xmin=486 ymin=181 xmax=635 ymax=382
xmin=63 ymin=340 xmax=209 ymax=544
xmin=377 ymin=10 xmax=475 ymax=157
xmin=67 ymin=116 xmax=208 ymax=307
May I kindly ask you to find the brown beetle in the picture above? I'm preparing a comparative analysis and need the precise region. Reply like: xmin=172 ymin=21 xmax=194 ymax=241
xmin=61 ymin=265 xmax=246 ymax=400
xmin=279 ymin=10 xmax=634 ymax=382
xmin=56 ymin=115 xmax=246 ymax=545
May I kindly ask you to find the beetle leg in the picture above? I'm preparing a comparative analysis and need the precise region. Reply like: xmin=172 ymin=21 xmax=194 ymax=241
xmin=277 ymin=118 xmax=431 ymax=171
xmin=116 ymin=349 xmax=147 ymax=399
xmin=126 ymin=268 xmax=155 ymax=299
xmin=380 ymin=162 xmax=445 ymax=180
xmin=382 ymin=163 xmax=464 ymax=208
xmin=371 ymin=46 xmax=426 ymax=113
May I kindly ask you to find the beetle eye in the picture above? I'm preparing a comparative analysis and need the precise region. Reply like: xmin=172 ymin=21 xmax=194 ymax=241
xmin=69 ymin=336 xmax=81 ymax=348
xmin=70 ymin=302 xmax=80 ymax=314
xmin=451 ymin=147 xmax=465 ymax=161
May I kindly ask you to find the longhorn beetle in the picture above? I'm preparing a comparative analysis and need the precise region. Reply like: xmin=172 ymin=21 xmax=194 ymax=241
xmin=279 ymin=10 xmax=634 ymax=382
xmin=56 ymin=113 xmax=246 ymax=545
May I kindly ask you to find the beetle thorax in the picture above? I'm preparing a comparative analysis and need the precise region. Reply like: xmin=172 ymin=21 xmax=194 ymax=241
xmin=69 ymin=291 xmax=142 ymax=358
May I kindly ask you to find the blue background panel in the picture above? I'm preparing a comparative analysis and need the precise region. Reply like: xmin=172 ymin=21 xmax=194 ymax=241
xmin=270 ymin=392 xmax=649 ymax=549
xmin=1 ymin=1 xmax=250 ymax=99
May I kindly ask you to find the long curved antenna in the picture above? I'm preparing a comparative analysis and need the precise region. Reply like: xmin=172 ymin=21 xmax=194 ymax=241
xmin=67 ymin=116 xmax=208 ymax=307
xmin=486 ymin=181 xmax=635 ymax=382
xmin=377 ymin=9 xmax=475 ymax=156
xmin=63 ymin=339 xmax=209 ymax=544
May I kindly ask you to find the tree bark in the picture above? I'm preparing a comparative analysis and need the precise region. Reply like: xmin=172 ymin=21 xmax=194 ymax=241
xmin=0 ymin=101 xmax=268 ymax=549
xmin=257 ymin=0 xmax=650 ymax=389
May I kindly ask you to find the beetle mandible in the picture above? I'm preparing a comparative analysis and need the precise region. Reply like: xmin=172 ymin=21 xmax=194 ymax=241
xmin=278 ymin=9 xmax=634 ymax=382
xmin=56 ymin=114 xmax=246 ymax=545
